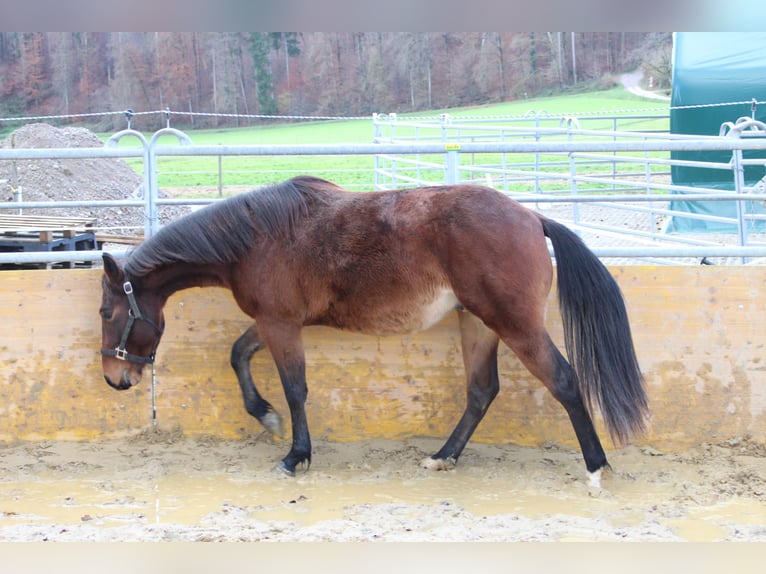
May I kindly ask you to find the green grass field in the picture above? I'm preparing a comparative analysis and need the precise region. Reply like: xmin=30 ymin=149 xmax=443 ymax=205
xmin=104 ymin=87 xmax=670 ymax=196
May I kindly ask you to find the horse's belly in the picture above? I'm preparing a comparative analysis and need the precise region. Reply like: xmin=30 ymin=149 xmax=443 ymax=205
xmin=313 ymin=286 xmax=460 ymax=336
xmin=362 ymin=288 xmax=460 ymax=336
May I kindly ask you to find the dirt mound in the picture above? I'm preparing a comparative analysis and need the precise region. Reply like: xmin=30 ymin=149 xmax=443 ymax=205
xmin=1 ymin=123 xmax=188 ymax=235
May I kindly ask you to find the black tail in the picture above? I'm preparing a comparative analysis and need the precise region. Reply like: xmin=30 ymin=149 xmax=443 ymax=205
xmin=541 ymin=217 xmax=648 ymax=445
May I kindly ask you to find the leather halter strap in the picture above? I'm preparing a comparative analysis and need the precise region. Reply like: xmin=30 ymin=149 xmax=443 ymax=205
xmin=101 ymin=281 xmax=164 ymax=365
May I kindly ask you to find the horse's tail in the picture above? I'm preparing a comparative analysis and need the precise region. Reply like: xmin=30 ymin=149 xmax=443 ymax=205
xmin=540 ymin=216 xmax=648 ymax=445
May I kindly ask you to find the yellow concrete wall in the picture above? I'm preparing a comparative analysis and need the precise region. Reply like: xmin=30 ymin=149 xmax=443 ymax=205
xmin=1 ymin=266 xmax=764 ymax=449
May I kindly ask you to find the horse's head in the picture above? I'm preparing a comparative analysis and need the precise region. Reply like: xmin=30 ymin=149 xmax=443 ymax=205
xmin=99 ymin=253 xmax=165 ymax=390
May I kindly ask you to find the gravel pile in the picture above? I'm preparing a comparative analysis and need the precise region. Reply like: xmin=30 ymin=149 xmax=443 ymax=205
xmin=1 ymin=123 xmax=189 ymax=237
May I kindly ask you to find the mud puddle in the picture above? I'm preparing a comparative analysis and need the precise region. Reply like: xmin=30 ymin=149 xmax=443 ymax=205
xmin=0 ymin=434 xmax=764 ymax=541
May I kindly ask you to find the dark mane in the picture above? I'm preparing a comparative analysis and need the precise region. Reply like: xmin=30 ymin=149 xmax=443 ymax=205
xmin=124 ymin=176 xmax=337 ymax=278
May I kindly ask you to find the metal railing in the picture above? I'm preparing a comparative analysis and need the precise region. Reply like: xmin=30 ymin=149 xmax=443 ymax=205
xmin=3 ymin=116 xmax=766 ymax=267
xmin=372 ymin=113 xmax=766 ymax=264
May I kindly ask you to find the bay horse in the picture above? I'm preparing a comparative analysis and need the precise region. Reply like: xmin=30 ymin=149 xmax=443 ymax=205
xmin=99 ymin=175 xmax=648 ymax=486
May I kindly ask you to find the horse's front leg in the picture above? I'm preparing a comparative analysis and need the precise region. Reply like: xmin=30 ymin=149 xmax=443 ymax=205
xmin=260 ymin=320 xmax=311 ymax=476
xmin=230 ymin=324 xmax=284 ymax=438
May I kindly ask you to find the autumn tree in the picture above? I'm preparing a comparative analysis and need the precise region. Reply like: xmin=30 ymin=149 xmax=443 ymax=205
xmin=19 ymin=33 xmax=52 ymax=110
xmin=0 ymin=32 xmax=671 ymax=127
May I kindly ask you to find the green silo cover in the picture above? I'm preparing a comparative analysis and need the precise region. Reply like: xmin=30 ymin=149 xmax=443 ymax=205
xmin=669 ymin=32 xmax=766 ymax=232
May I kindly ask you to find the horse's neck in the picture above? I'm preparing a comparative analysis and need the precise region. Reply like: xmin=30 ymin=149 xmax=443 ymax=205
xmin=141 ymin=262 xmax=230 ymax=300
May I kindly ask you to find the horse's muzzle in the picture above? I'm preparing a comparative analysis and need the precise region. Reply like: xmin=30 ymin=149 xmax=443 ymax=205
xmin=104 ymin=374 xmax=133 ymax=391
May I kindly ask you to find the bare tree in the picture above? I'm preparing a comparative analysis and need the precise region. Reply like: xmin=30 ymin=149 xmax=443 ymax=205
xmin=546 ymin=32 xmax=565 ymax=88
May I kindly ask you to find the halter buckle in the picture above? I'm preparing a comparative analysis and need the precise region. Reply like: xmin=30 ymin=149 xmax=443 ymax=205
xmin=114 ymin=347 xmax=129 ymax=361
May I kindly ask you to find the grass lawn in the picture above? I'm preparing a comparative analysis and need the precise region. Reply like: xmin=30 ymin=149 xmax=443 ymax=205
xmin=102 ymin=87 xmax=670 ymax=196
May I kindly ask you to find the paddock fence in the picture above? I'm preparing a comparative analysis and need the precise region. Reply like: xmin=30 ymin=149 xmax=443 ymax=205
xmin=2 ymin=112 xmax=766 ymax=268
xmin=2 ymin=264 xmax=765 ymax=448
xmin=2 ymin=113 xmax=766 ymax=447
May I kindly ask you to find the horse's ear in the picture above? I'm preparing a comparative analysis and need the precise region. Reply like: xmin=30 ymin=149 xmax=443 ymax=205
xmin=102 ymin=253 xmax=125 ymax=286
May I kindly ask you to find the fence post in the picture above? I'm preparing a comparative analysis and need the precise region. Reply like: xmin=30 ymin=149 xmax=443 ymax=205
xmin=720 ymin=117 xmax=766 ymax=263
xmin=105 ymin=128 xmax=151 ymax=238
xmin=445 ymin=145 xmax=460 ymax=184
xmin=731 ymin=147 xmax=748 ymax=258
xmin=147 ymin=128 xmax=193 ymax=237
xmin=218 ymin=155 xmax=223 ymax=197
xmin=564 ymin=117 xmax=582 ymax=228
xmin=373 ymin=113 xmax=381 ymax=189
xmin=569 ymin=151 xmax=580 ymax=228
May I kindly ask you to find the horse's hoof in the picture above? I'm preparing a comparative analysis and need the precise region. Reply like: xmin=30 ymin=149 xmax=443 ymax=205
xmin=272 ymin=461 xmax=295 ymax=477
xmin=587 ymin=461 xmax=613 ymax=489
xmin=421 ymin=456 xmax=456 ymax=471
xmin=261 ymin=411 xmax=284 ymax=439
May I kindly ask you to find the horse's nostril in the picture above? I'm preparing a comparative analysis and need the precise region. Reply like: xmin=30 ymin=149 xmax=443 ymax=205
xmin=121 ymin=371 xmax=134 ymax=390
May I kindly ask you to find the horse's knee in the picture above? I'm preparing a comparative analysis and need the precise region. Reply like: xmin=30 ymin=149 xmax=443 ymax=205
xmin=230 ymin=328 xmax=262 ymax=370
xmin=230 ymin=338 xmax=247 ymax=369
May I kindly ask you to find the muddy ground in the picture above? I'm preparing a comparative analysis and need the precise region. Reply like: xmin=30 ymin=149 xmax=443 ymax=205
xmin=0 ymin=430 xmax=764 ymax=542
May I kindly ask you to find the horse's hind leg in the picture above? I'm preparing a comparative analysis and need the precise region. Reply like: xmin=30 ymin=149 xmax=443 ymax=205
xmin=503 ymin=328 xmax=609 ymax=485
xmin=423 ymin=311 xmax=500 ymax=471
xmin=231 ymin=324 xmax=284 ymax=438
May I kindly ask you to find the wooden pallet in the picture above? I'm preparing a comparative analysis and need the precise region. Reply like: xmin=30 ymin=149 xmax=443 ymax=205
xmin=0 ymin=214 xmax=96 ymax=239
xmin=95 ymin=233 xmax=143 ymax=246
xmin=0 ymin=214 xmax=98 ymax=268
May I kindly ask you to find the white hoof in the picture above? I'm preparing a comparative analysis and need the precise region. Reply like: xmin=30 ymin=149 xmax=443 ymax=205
xmin=588 ymin=468 xmax=603 ymax=488
xmin=261 ymin=411 xmax=284 ymax=439
xmin=421 ymin=456 xmax=456 ymax=471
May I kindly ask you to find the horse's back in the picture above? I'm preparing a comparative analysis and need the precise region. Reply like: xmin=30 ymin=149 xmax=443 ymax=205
xmin=288 ymin=184 xmax=552 ymax=335
xmin=292 ymin=186 xmax=461 ymax=334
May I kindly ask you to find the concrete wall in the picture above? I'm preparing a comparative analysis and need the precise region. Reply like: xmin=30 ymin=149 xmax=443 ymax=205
xmin=1 ymin=266 xmax=764 ymax=449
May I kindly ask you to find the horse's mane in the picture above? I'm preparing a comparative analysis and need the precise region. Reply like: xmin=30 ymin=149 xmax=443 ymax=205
xmin=124 ymin=175 xmax=338 ymax=278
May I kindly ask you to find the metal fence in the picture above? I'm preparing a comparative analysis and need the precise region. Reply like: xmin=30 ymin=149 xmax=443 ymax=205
xmin=372 ymin=111 xmax=672 ymax=193
xmin=373 ymin=113 xmax=766 ymax=264
xmin=3 ymin=114 xmax=766 ymax=267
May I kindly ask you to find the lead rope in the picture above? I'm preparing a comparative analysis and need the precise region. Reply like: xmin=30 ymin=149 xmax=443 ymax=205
xmin=151 ymin=361 xmax=159 ymax=525
xmin=126 ymin=279 xmax=158 ymax=427
xmin=151 ymin=362 xmax=157 ymax=427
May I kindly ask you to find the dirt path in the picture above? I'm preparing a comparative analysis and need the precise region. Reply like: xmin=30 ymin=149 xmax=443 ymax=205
xmin=0 ymin=431 xmax=763 ymax=541
xmin=620 ymin=70 xmax=670 ymax=101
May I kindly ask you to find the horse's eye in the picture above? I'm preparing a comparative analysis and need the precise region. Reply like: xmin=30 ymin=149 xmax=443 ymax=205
xmin=100 ymin=309 xmax=113 ymax=321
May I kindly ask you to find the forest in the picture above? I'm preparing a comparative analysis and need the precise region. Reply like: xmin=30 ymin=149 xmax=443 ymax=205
xmin=0 ymin=32 xmax=672 ymax=130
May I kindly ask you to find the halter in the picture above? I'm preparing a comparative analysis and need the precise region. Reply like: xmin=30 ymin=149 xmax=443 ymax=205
xmin=101 ymin=281 xmax=164 ymax=365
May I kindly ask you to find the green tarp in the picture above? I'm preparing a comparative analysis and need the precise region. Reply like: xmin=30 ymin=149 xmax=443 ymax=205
xmin=668 ymin=32 xmax=766 ymax=233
